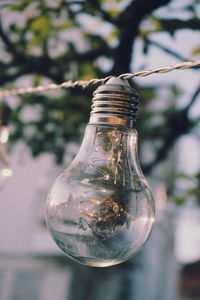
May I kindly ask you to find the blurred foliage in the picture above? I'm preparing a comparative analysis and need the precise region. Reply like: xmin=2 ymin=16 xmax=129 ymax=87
xmin=0 ymin=0 xmax=199 ymax=206
xmin=173 ymin=172 xmax=200 ymax=206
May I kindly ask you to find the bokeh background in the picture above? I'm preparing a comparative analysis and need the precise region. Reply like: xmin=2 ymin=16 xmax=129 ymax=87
xmin=0 ymin=0 xmax=200 ymax=299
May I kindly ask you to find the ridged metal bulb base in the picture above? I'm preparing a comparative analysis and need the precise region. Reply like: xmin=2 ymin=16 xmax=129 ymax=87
xmin=89 ymin=77 xmax=139 ymax=128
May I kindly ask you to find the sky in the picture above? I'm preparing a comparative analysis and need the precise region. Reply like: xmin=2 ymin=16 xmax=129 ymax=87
xmin=133 ymin=27 xmax=200 ymax=263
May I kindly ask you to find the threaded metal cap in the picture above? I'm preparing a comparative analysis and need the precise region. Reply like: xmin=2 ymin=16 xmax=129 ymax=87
xmin=89 ymin=77 xmax=139 ymax=128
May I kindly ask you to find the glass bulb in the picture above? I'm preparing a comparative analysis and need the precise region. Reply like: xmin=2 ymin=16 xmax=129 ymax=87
xmin=46 ymin=77 xmax=155 ymax=267
xmin=0 ymin=126 xmax=13 ymax=189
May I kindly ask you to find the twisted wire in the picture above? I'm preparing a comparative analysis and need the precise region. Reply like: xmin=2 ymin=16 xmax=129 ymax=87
xmin=0 ymin=60 xmax=199 ymax=99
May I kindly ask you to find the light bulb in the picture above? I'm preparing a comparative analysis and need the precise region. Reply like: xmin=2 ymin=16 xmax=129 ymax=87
xmin=46 ymin=77 xmax=155 ymax=267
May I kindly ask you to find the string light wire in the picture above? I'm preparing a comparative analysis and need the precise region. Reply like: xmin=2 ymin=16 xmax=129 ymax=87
xmin=0 ymin=60 xmax=199 ymax=99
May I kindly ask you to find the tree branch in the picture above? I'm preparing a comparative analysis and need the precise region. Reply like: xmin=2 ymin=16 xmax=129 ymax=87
xmin=144 ymin=37 xmax=189 ymax=61
xmin=86 ymin=0 xmax=118 ymax=25
xmin=63 ymin=0 xmax=118 ymax=25
xmin=158 ymin=17 xmax=200 ymax=34
xmin=0 ymin=19 xmax=23 ymax=60
xmin=111 ymin=0 xmax=173 ymax=74
xmin=185 ymin=84 xmax=200 ymax=112
xmin=143 ymin=84 xmax=200 ymax=174
xmin=143 ymin=111 xmax=189 ymax=174
xmin=0 ymin=69 xmax=29 ymax=85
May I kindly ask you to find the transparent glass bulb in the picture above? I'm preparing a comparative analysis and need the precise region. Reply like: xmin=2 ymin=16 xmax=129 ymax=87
xmin=46 ymin=77 xmax=155 ymax=267
xmin=0 ymin=126 xmax=13 ymax=189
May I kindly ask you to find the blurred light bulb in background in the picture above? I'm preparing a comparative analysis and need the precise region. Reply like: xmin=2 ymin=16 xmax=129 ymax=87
xmin=0 ymin=102 xmax=13 ymax=189
xmin=46 ymin=77 xmax=155 ymax=267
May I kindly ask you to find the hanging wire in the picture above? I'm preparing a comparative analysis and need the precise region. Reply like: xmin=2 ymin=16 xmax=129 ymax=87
xmin=0 ymin=60 xmax=199 ymax=100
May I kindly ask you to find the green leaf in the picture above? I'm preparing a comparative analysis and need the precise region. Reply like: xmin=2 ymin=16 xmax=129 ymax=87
xmin=174 ymin=196 xmax=186 ymax=206
xmin=10 ymin=0 xmax=34 ymax=11
xmin=191 ymin=46 xmax=200 ymax=56
xmin=142 ymin=38 xmax=149 ymax=55
xmin=55 ymin=23 xmax=74 ymax=31
xmin=104 ymin=28 xmax=119 ymax=43
xmin=152 ymin=18 xmax=162 ymax=31
xmin=187 ymin=188 xmax=200 ymax=197
xmin=170 ymin=85 xmax=183 ymax=97
xmin=31 ymin=16 xmax=51 ymax=44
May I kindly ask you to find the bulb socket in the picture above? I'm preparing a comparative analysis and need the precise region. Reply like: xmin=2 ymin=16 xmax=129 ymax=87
xmin=89 ymin=77 xmax=139 ymax=128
